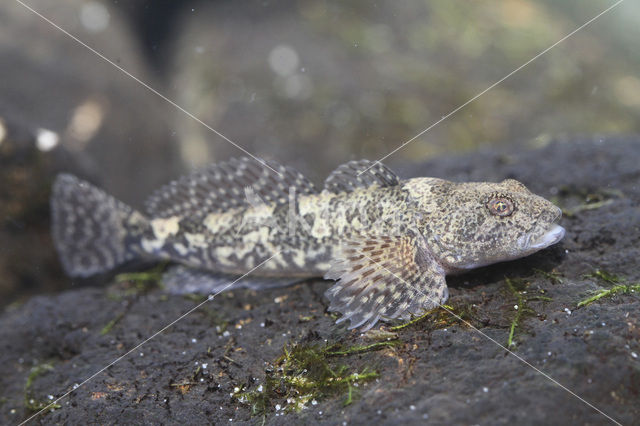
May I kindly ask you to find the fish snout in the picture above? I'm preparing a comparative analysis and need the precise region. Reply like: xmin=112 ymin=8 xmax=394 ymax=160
xmin=529 ymin=224 xmax=565 ymax=250
xmin=518 ymin=206 xmax=565 ymax=252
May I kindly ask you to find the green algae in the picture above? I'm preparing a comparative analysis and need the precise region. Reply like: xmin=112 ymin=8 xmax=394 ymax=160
xmin=113 ymin=263 xmax=167 ymax=295
xmin=578 ymin=269 xmax=640 ymax=308
xmin=24 ymin=363 xmax=60 ymax=413
xmin=556 ymin=187 xmax=623 ymax=218
xmin=100 ymin=312 xmax=125 ymax=335
xmin=504 ymin=277 xmax=552 ymax=348
xmin=234 ymin=340 xmax=396 ymax=415
xmin=325 ymin=341 xmax=398 ymax=356
xmin=390 ymin=303 xmax=477 ymax=331
xmin=533 ymin=268 xmax=564 ymax=285
xmin=577 ymin=284 xmax=640 ymax=307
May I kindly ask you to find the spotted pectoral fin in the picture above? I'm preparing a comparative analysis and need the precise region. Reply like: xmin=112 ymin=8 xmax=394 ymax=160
xmin=145 ymin=157 xmax=317 ymax=220
xmin=324 ymin=234 xmax=448 ymax=330
xmin=324 ymin=160 xmax=400 ymax=194
xmin=162 ymin=265 xmax=305 ymax=295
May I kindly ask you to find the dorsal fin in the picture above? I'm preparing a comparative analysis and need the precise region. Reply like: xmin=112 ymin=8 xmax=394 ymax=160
xmin=145 ymin=157 xmax=317 ymax=219
xmin=323 ymin=160 xmax=399 ymax=194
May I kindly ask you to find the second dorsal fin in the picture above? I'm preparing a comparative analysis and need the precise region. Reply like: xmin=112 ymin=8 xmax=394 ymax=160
xmin=323 ymin=160 xmax=399 ymax=194
xmin=145 ymin=157 xmax=317 ymax=219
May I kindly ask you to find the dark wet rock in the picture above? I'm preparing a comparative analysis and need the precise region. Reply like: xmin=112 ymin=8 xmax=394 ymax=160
xmin=1 ymin=137 xmax=639 ymax=425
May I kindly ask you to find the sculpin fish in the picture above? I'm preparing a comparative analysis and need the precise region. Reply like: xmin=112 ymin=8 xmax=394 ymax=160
xmin=51 ymin=158 xmax=565 ymax=330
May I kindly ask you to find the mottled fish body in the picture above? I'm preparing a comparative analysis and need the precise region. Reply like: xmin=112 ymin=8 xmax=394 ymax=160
xmin=52 ymin=158 xmax=564 ymax=330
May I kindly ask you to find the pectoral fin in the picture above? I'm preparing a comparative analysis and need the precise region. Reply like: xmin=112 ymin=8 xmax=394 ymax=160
xmin=324 ymin=234 xmax=448 ymax=330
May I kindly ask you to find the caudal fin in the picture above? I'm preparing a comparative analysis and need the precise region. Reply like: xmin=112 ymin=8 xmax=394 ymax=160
xmin=51 ymin=174 xmax=141 ymax=277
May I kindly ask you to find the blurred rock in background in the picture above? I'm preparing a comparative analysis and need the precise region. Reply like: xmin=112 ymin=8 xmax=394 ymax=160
xmin=166 ymin=0 xmax=640 ymax=181
xmin=0 ymin=0 xmax=184 ymax=304
xmin=0 ymin=114 xmax=64 ymax=305
xmin=0 ymin=0 xmax=639 ymax=303
xmin=0 ymin=0 xmax=184 ymax=206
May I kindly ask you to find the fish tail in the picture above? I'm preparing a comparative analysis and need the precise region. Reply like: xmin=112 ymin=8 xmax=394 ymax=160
xmin=51 ymin=174 xmax=146 ymax=277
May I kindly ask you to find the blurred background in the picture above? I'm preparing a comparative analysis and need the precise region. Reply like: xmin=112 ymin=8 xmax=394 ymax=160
xmin=1 ymin=0 xmax=639 ymax=305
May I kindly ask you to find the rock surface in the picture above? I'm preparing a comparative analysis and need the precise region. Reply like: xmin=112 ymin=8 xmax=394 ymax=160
xmin=1 ymin=137 xmax=639 ymax=425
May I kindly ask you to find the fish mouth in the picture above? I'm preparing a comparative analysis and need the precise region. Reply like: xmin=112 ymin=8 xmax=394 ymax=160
xmin=528 ymin=223 xmax=565 ymax=250
xmin=519 ymin=207 xmax=565 ymax=251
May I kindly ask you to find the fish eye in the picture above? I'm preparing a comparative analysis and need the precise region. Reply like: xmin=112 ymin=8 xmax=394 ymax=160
xmin=487 ymin=196 xmax=514 ymax=217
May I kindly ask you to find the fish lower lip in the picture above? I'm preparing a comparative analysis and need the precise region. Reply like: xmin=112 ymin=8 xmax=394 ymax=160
xmin=530 ymin=224 xmax=566 ymax=249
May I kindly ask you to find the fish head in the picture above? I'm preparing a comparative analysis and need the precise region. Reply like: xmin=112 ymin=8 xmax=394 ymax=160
xmin=408 ymin=178 xmax=564 ymax=272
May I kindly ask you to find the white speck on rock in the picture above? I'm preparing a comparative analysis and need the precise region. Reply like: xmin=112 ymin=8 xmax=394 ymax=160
xmin=564 ymin=308 xmax=572 ymax=315
xmin=632 ymin=352 xmax=638 ymax=359
xmin=483 ymin=387 xmax=489 ymax=393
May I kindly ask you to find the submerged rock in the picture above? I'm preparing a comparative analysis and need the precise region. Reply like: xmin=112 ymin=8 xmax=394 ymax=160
xmin=1 ymin=137 xmax=639 ymax=424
